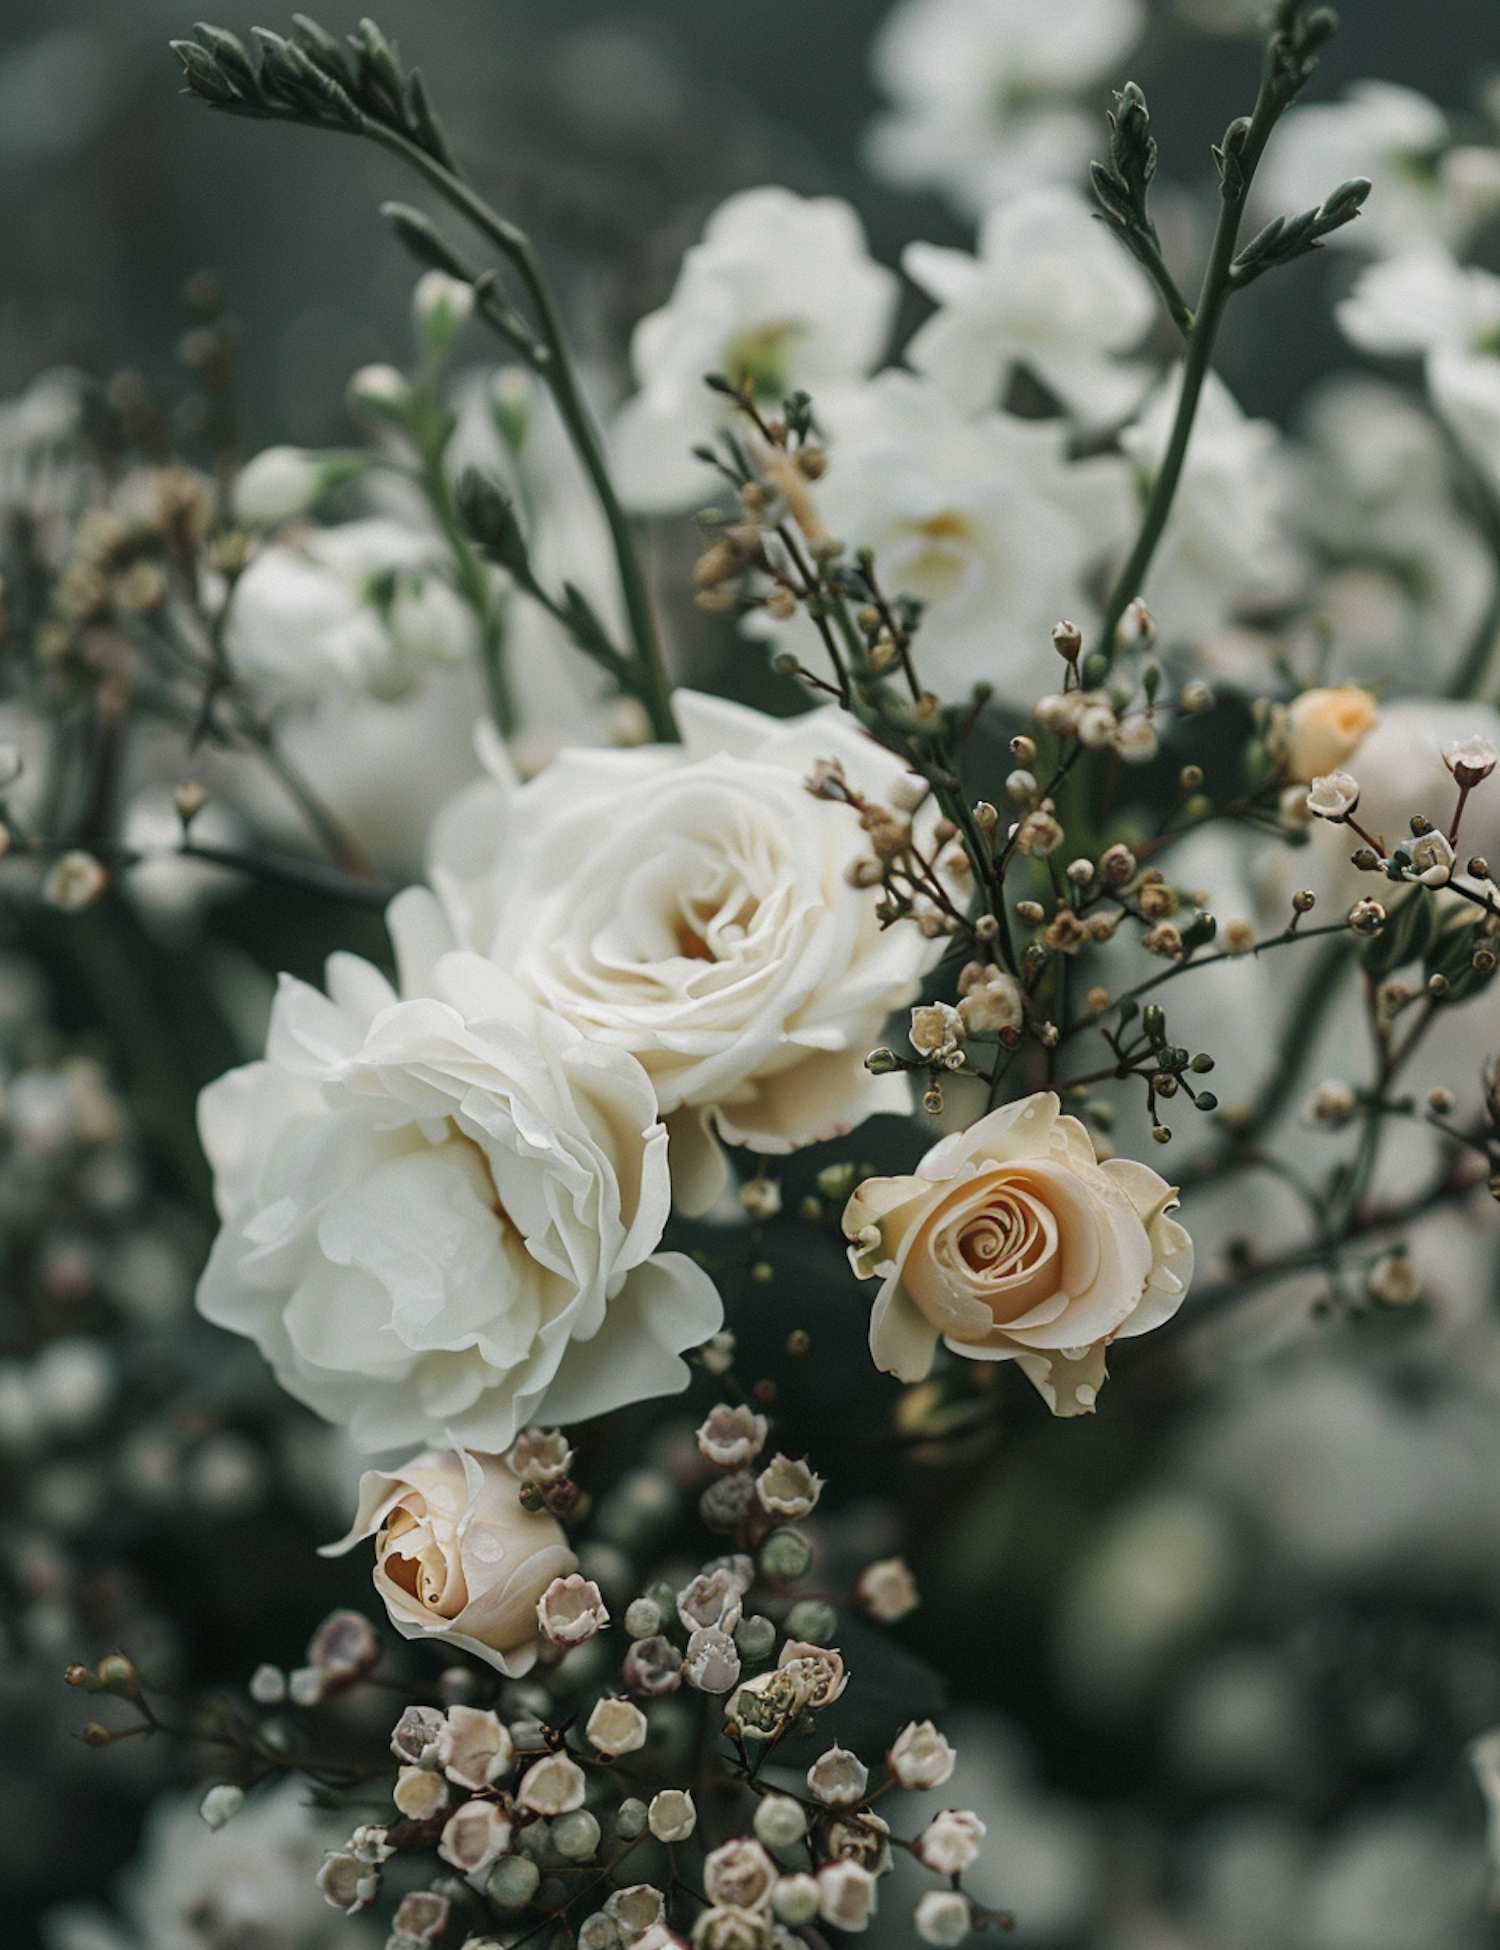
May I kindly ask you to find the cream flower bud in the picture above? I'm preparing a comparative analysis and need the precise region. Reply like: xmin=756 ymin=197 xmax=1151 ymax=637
xmin=347 ymin=363 xmax=411 ymax=416
xmin=393 ymin=1764 xmax=450 ymax=1820
xmin=623 ymin=1634 xmax=683 ymax=1696
xmin=956 ymin=972 xmax=1024 ymax=1036
xmin=818 ymin=1859 xmax=877 ymax=1931
xmin=439 ymin=1705 xmax=514 ymax=1789
xmin=696 ymin=1403 xmax=769 ymax=1470
xmin=393 ymin=1892 xmax=450 ymax=1943
xmin=756 ymin=1454 xmax=823 ymax=1518
xmin=586 ymin=1696 xmax=648 ymax=1757
xmin=44 ymin=851 xmax=108 ymax=912
xmin=916 ymin=1809 xmax=985 ymax=1876
xmin=704 ymin=1837 xmax=777 ymax=1911
xmin=412 ymin=270 xmax=475 ymax=351
xmin=1306 ymin=772 xmax=1361 ymax=821
xmin=648 ymin=1789 xmax=697 ymax=1843
xmin=683 ymin=1626 xmax=742 ymax=1694
xmin=538 ymin=1574 xmax=611 ymax=1647
xmin=807 ymin=1745 xmax=869 ymax=1806
xmin=910 ymin=1002 xmax=964 ymax=1057
xmin=754 ymin=1794 xmax=808 ymax=1851
xmin=856 ymin=1557 xmax=918 ymax=1622
xmin=777 ymin=1639 xmax=847 ymax=1708
xmin=606 ymin=1887 xmax=667 ymax=1938
xmin=518 ymin=1752 xmax=587 ymax=1815
xmin=1076 ymin=701 xmax=1118 ymax=749
xmin=1405 ymin=829 xmax=1455 ymax=886
xmin=439 ymin=1799 xmax=512 ymax=1875
xmin=1447 ymin=734 xmax=1499 ymax=788
xmin=678 ymin=1562 xmax=751 ymax=1633
xmin=306 ymin=1609 xmax=380 ymax=1686
xmin=317 ymin=1851 xmax=380 ymax=1913
xmin=691 ymin=1908 xmax=761 ymax=1950
xmin=199 ymin=1784 xmax=243 ymax=1831
xmin=391 ymin=1704 xmax=445 ymax=1767
xmin=888 ymin=1720 xmax=957 ymax=1790
xmin=915 ymin=1889 xmax=973 ymax=1946
xmin=1113 ymin=716 xmax=1159 ymax=764
xmin=772 ymin=1873 xmax=822 ymax=1927
xmin=1284 ymin=685 xmax=1378 ymax=782
xmin=506 ymin=1428 xmax=575 ymax=1485
xmin=327 ymin=1452 xmax=575 ymax=1677
xmin=1308 ymin=1079 xmax=1357 ymax=1126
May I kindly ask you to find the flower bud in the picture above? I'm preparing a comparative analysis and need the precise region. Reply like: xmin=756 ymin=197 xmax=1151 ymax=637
xmin=1444 ymin=735 xmax=1497 ymax=789
xmin=587 ymin=1695 xmax=648 ymax=1757
xmin=756 ymin=1455 xmax=822 ymax=1519
xmin=537 ymin=1574 xmax=610 ymax=1647
xmin=818 ymin=1859 xmax=877 ymax=1931
xmin=772 ymin=1873 xmax=821 ymax=1927
xmin=754 ymin=1794 xmax=807 ymax=1851
xmin=412 ymin=270 xmax=475 ymax=356
xmin=888 ymin=1720 xmax=956 ymax=1790
xmin=518 ymin=1752 xmax=587 ymax=1815
xmin=758 ymin=1526 xmax=813 ymax=1583
xmin=915 ymin=1889 xmax=973 ymax=1946
xmin=199 ymin=1784 xmax=243 ymax=1830
xmin=807 ymin=1745 xmax=869 ymax=1806
xmin=649 ymin=1789 xmax=697 ymax=1843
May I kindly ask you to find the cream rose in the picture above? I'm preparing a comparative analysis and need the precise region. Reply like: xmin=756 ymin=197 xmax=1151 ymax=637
xmin=196 ymin=906 xmax=722 ymax=1454
xmin=323 ymin=1449 xmax=576 ymax=1673
xmin=1283 ymin=684 xmax=1379 ymax=782
xmin=423 ymin=690 xmax=943 ymax=1214
xmin=844 ymin=1091 xmax=1193 ymax=1415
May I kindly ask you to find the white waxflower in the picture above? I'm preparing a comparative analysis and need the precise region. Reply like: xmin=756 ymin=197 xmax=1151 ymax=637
xmin=196 ymin=918 xmax=722 ymax=1455
xmin=422 ymin=690 xmax=943 ymax=1216
xmin=225 ymin=517 xmax=477 ymax=701
xmin=865 ymin=0 xmax=1146 ymax=215
xmin=1305 ymin=772 xmax=1362 ymax=822
xmin=889 ymin=1720 xmax=958 ymax=1791
xmin=1258 ymin=81 xmax=1500 ymax=261
xmin=612 ymin=187 xmax=898 ymax=512
xmin=1121 ymin=369 xmax=1293 ymax=644
xmin=1338 ymin=250 xmax=1500 ymax=494
xmin=903 ymin=187 xmax=1156 ymax=424
xmin=648 ymin=1789 xmax=697 ymax=1843
xmin=783 ymin=372 xmax=1132 ymax=702
xmin=1447 ymin=735 xmax=1499 ymax=786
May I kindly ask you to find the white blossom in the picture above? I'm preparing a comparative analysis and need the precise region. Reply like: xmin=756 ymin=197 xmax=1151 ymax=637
xmin=612 ymin=187 xmax=897 ymax=512
xmin=864 ymin=0 xmax=1146 ymax=215
xmin=903 ymin=187 xmax=1155 ymax=423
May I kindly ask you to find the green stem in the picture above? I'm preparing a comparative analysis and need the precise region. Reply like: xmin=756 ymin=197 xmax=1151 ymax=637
xmin=1096 ymin=47 xmax=1293 ymax=661
xmin=418 ymin=446 xmax=516 ymax=736
xmin=361 ymin=124 xmax=676 ymax=742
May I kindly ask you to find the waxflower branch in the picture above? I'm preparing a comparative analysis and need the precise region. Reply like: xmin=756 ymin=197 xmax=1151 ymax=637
xmin=170 ymin=16 xmax=676 ymax=743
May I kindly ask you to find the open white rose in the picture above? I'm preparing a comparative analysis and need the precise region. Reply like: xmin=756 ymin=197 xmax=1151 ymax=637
xmin=196 ymin=907 xmax=722 ymax=1453
xmin=844 ymin=1091 xmax=1193 ymax=1415
xmin=423 ymin=691 xmax=943 ymax=1214
xmin=324 ymin=1449 xmax=575 ymax=1674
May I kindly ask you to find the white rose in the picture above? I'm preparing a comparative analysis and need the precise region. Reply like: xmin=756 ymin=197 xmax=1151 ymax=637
xmin=324 ymin=1449 xmax=574 ymax=1674
xmin=196 ymin=911 xmax=722 ymax=1453
xmin=423 ymin=691 xmax=943 ymax=1214
xmin=844 ymin=1090 xmax=1193 ymax=1416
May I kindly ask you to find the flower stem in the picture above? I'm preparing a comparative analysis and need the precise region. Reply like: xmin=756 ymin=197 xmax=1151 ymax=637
xmin=361 ymin=124 xmax=677 ymax=742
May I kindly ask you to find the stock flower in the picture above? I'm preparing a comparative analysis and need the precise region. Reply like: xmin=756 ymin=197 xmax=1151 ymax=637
xmin=903 ymin=186 xmax=1155 ymax=423
xmin=1259 ymin=81 xmax=1500 ymax=260
xmin=611 ymin=187 xmax=897 ymax=512
xmin=324 ymin=1450 xmax=575 ymax=1675
xmin=864 ymin=0 xmax=1146 ymax=215
xmin=845 ymin=1091 xmax=1193 ymax=1416
xmin=197 ymin=930 xmax=721 ymax=1453
xmin=1284 ymin=686 xmax=1380 ymax=782
xmin=423 ymin=692 xmax=942 ymax=1214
